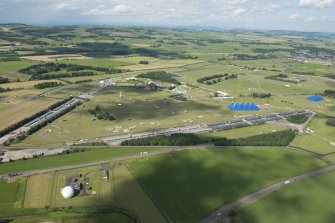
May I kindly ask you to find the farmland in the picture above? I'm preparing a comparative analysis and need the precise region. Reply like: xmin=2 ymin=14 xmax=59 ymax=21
xmin=0 ymin=24 xmax=335 ymax=223
xmin=237 ymin=171 xmax=335 ymax=223
xmin=128 ymin=147 xmax=328 ymax=223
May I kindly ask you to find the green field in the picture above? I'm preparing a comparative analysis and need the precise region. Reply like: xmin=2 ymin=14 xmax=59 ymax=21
xmin=290 ymin=116 xmax=335 ymax=154
xmin=0 ymin=147 xmax=170 ymax=175
xmin=128 ymin=147 xmax=328 ymax=223
xmin=24 ymin=164 xmax=167 ymax=223
xmin=0 ymin=178 xmax=26 ymax=209
xmin=238 ymin=171 xmax=335 ymax=223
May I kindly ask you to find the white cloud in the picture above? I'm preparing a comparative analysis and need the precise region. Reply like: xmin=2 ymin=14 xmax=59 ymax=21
xmin=305 ymin=16 xmax=317 ymax=21
xmin=56 ymin=2 xmax=69 ymax=10
xmin=298 ymin=0 xmax=334 ymax=8
xmin=264 ymin=4 xmax=281 ymax=12
xmin=112 ymin=4 xmax=132 ymax=13
xmin=232 ymin=8 xmax=246 ymax=17
xmin=82 ymin=4 xmax=133 ymax=15
xmin=305 ymin=15 xmax=328 ymax=21
xmin=289 ymin=14 xmax=301 ymax=20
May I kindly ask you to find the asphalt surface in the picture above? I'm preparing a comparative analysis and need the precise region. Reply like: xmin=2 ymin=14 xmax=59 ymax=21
xmin=199 ymin=164 xmax=335 ymax=223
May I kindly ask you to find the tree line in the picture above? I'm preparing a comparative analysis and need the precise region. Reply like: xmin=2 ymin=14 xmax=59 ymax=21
xmin=19 ymin=62 xmax=123 ymax=80
xmin=121 ymin=133 xmax=202 ymax=146
xmin=34 ymin=81 xmax=63 ymax=89
xmin=0 ymin=87 xmax=11 ymax=93
xmin=214 ymin=130 xmax=296 ymax=146
xmin=323 ymin=89 xmax=335 ymax=98
xmin=121 ymin=130 xmax=296 ymax=147
xmin=29 ymin=71 xmax=97 ymax=80
xmin=0 ymin=77 xmax=9 ymax=84
xmin=197 ymin=73 xmax=238 ymax=85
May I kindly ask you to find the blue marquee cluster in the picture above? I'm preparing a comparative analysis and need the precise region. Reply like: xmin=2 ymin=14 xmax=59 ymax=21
xmin=307 ymin=95 xmax=324 ymax=102
xmin=228 ymin=102 xmax=260 ymax=111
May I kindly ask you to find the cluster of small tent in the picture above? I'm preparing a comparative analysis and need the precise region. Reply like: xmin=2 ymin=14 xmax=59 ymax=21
xmin=307 ymin=95 xmax=324 ymax=102
xmin=228 ymin=102 xmax=260 ymax=111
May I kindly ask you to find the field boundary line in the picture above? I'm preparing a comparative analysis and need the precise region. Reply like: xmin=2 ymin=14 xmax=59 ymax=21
xmin=125 ymin=163 xmax=173 ymax=223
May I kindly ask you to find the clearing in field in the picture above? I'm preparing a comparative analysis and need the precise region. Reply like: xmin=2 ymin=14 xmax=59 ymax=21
xmin=290 ymin=116 xmax=335 ymax=154
xmin=24 ymin=173 xmax=53 ymax=208
xmin=237 ymin=171 xmax=335 ymax=223
xmin=128 ymin=147 xmax=328 ymax=223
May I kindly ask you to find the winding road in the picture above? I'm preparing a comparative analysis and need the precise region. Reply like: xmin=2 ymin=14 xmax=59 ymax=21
xmin=199 ymin=164 xmax=335 ymax=223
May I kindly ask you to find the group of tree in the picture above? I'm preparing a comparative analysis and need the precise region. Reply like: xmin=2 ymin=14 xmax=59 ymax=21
xmin=0 ymin=87 xmax=11 ymax=93
xmin=251 ymin=92 xmax=271 ymax=99
xmin=231 ymin=53 xmax=270 ymax=60
xmin=19 ymin=62 xmax=123 ymax=80
xmin=121 ymin=133 xmax=202 ymax=146
xmin=265 ymin=74 xmax=304 ymax=83
xmin=287 ymin=114 xmax=308 ymax=124
xmin=197 ymin=73 xmax=238 ymax=85
xmin=214 ymin=130 xmax=296 ymax=146
xmin=74 ymin=79 xmax=93 ymax=84
xmin=326 ymin=119 xmax=335 ymax=127
xmin=88 ymin=106 xmax=116 ymax=121
xmin=0 ymin=77 xmax=9 ymax=84
xmin=0 ymin=97 xmax=73 ymax=138
xmin=139 ymin=60 xmax=149 ymax=64
xmin=323 ymin=89 xmax=335 ymax=98
xmin=137 ymin=71 xmax=181 ymax=85
xmin=34 ymin=81 xmax=63 ymax=89
xmin=29 ymin=71 xmax=96 ymax=80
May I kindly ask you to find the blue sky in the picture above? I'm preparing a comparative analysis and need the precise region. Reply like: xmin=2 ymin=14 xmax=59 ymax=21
xmin=0 ymin=0 xmax=334 ymax=32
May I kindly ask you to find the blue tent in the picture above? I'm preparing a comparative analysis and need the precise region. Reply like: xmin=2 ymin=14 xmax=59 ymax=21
xmin=228 ymin=102 xmax=260 ymax=111
xmin=307 ymin=95 xmax=324 ymax=102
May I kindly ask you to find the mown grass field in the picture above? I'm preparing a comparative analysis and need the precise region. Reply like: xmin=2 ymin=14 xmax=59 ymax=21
xmin=238 ymin=171 xmax=335 ymax=223
xmin=290 ymin=116 xmax=335 ymax=154
xmin=0 ymin=147 xmax=170 ymax=175
xmin=0 ymin=178 xmax=26 ymax=209
xmin=24 ymin=173 xmax=53 ymax=208
xmin=128 ymin=147 xmax=328 ymax=223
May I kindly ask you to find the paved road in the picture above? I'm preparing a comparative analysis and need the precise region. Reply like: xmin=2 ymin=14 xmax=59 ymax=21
xmin=81 ymin=109 xmax=312 ymax=146
xmin=199 ymin=164 xmax=335 ymax=223
xmin=2 ymin=146 xmax=207 ymax=178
